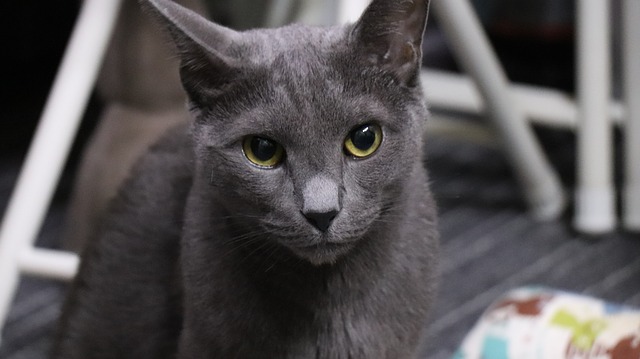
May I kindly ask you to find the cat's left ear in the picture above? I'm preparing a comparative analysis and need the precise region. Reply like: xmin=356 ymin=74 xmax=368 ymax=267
xmin=352 ymin=0 xmax=430 ymax=87
xmin=140 ymin=0 xmax=245 ymax=104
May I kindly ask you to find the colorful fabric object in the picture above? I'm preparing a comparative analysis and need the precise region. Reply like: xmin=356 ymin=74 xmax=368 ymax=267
xmin=454 ymin=287 xmax=640 ymax=359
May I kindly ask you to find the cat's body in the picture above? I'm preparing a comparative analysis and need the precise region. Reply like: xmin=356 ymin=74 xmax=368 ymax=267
xmin=53 ymin=0 xmax=438 ymax=358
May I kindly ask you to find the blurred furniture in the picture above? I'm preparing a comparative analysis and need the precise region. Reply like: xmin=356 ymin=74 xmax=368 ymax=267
xmin=573 ymin=0 xmax=616 ymax=234
xmin=423 ymin=0 xmax=639 ymax=235
xmin=62 ymin=0 xmax=203 ymax=253
xmin=430 ymin=0 xmax=565 ymax=220
xmin=0 ymin=0 xmax=122 ymax=346
xmin=622 ymin=0 xmax=640 ymax=232
xmin=0 ymin=0 xmax=638 ymax=348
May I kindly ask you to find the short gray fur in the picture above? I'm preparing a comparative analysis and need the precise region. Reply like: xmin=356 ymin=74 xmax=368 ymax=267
xmin=51 ymin=0 xmax=439 ymax=358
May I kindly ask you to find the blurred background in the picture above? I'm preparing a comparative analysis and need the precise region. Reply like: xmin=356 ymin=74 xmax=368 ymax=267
xmin=1 ymin=1 xmax=638 ymax=359
xmin=1 ymin=0 xmax=581 ymax=159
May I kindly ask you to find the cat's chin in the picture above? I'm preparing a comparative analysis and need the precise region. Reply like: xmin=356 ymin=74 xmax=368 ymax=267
xmin=290 ymin=241 xmax=356 ymax=266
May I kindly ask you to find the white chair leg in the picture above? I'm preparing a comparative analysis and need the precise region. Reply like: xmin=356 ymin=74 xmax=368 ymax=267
xmin=18 ymin=248 xmax=79 ymax=281
xmin=0 ymin=0 xmax=122 ymax=345
xmin=336 ymin=0 xmax=371 ymax=23
xmin=622 ymin=0 xmax=640 ymax=232
xmin=431 ymin=0 xmax=566 ymax=220
xmin=421 ymin=69 xmax=625 ymax=130
xmin=574 ymin=0 xmax=616 ymax=234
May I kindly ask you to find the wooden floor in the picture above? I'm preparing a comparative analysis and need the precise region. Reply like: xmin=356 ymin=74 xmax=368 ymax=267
xmin=1 ymin=124 xmax=639 ymax=359
xmin=422 ymin=132 xmax=640 ymax=359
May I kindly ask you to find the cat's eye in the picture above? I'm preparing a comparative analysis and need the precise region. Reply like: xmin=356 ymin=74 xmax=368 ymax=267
xmin=344 ymin=123 xmax=382 ymax=158
xmin=242 ymin=136 xmax=284 ymax=168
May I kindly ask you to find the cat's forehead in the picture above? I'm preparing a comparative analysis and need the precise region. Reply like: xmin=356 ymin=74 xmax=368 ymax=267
xmin=236 ymin=25 xmax=402 ymax=139
xmin=246 ymin=26 xmax=358 ymax=116
xmin=197 ymin=22 xmax=417 ymax=146
xmin=244 ymin=24 xmax=348 ymax=69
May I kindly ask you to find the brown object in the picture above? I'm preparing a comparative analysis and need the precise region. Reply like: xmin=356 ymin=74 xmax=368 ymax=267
xmin=63 ymin=0 xmax=207 ymax=252
xmin=608 ymin=334 xmax=640 ymax=359
xmin=490 ymin=295 xmax=553 ymax=317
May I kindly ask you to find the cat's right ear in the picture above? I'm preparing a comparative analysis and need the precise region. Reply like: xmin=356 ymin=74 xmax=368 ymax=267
xmin=352 ymin=0 xmax=430 ymax=87
xmin=140 ymin=0 xmax=244 ymax=104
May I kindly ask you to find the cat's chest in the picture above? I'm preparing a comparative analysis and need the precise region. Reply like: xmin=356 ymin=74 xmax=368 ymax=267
xmin=249 ymin=299 xmax=385 ymax=359
xmin=266 ymin=281 xmax=397 ymax=356
xmin=184 ymin=233 xmax=423 ymax=358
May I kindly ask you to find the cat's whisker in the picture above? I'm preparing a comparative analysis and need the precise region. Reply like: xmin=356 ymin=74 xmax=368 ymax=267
xmin=221 ymin=231 xmax=269 ymax=255
xmin=237 ymin=237 xmax=280 ymax=266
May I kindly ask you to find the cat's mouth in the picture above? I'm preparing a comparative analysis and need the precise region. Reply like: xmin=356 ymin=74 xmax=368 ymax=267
xmin=291 ymin=239 xmax=357 ymax=265
xmin=260 ymin=210 xmax=376 ymax=264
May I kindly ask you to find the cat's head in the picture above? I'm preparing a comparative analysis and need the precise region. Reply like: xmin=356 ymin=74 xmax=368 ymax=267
xmin=143 ymin=0 xmax=431 ymax=265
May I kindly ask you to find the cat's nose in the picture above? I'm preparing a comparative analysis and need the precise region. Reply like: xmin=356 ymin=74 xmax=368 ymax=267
xmin=301 ymin=175 xmax=341 ymax=232
xmin=303 ymin=210 xmax=339 ymax=232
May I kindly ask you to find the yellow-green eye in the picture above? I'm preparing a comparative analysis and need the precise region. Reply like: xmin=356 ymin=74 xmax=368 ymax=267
xmin=242 ymin=136 xmax=284 ymax=168
xmin=344 ymin=123 xmax=382 ymax=158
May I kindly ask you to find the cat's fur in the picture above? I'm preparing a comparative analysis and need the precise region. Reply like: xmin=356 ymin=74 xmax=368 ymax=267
xmin=52 ymin=0 xmax=439 ymax=358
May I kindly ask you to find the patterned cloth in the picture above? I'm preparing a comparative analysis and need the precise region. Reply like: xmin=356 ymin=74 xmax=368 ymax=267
xmin=454 ymin=287 xmax=640 ymax=359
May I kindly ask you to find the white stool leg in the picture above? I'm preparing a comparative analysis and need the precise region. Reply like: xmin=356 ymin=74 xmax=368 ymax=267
xmin=336 ymin=0 xmax=371 ymax=23
xmin=0 ymin=0 xmax=122 ymax=345
xmin=574 ymin=0 xmax=616 ymax=234
xmin=431 ymin=0 xmax=566 ymax=220
xmin=622 ymin=0 xmax=640 ymax=232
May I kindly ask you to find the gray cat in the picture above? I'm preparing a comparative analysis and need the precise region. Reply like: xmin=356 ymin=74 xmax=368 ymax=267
xmin=52 ymin=0 xmax=439 ymax=358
